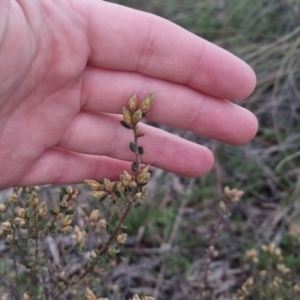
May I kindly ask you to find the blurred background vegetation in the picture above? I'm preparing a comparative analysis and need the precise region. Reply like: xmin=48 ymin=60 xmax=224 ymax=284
xmin=106 ymin=0 xmax=300 ymax=299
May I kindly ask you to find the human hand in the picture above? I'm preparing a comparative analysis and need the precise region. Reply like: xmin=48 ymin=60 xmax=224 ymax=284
xmin=0 ymin=0 xmax=257 ymax=190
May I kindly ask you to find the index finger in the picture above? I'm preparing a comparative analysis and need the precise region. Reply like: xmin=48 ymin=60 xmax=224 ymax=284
xmin=80 ymin=1 xmax=256 ymax=100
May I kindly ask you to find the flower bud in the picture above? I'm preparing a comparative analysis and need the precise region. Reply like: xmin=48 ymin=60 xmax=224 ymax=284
xmin=0 ymin=204 xmax=6 ymax=212
xmin=23 ymin=293 xmax=30 ymax=300
xmin=133 ymin=192 xmax=143 ymax=201
xmin=116 ymin=233 xmax=127 ymax=245
xmin=62 ymin=215 xmax=74 ymax=227
xmin=128 ymin=94 xmax=138 ymax=111
xmin=38 ymin=202 xmax=48 ymax=219
xmin=139 ymin=92 xmax=154 ymax=114
xmin=73 ymin=226 xmax=84 ymax=245
xmin=120 ymin=175 xmax=130 ymax=187
xmin=61 ymin=225 xmax=73 ymax=234
xmin=90 ymin=209 xmax=100 ymax=223
xmin=66 ymin=186 xmax=73 ymax=194
xmin=122 ymin=106 xmax=132 ymax=127
xmin=103 ymin=178 xmax=113 ymax=193
xmin=6 ymin=234 xmax=14 ymax=241
xmin=15 ymin=207 xmax=26 ymax=219
xmin=137 ymin=172 xmax=151 ymax=184
xmin=90 ymin=191 xmax=107 ymax=199
xmin=219 ymin=201 xmax=226 ymax=213
xmin=30 ymin=192 xmax=39 ymax=208
xmin=90 ymin=251 xmax=97 ymax=259
xmin=132 ymin=109 xmax=143 ymax=124
xmin=9 ymin=193 xmax=19 ymax=204
xmin=2 ymin=222 xmax=11 ymax=231
xmin=98 ymin=219 xmax=107 ymax=230
xmin=84 ymin=180 xmax=102 ymax=190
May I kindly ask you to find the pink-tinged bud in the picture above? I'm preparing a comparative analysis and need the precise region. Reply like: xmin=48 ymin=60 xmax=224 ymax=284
xmin=120 ymin=175 xmax=130 ymax=187
xmin=128 ymin=94 xmax=138 ymax=111
xmin=84 ymin=180 xmax=102 ymax=190
xmin=123 ymin=171 xmax=132 ymax=182
xmin=122 ymin=106 xmax=133 ymax=127
xmin=132 ymin=109 xmax=143 ymax=124
xmin=139 ymin=164 xmax=150 ymax=176
xmin=103 ymin=178 xmax=113 ymax=192
xmin=139 ymin=92 xmax=154 ymax=114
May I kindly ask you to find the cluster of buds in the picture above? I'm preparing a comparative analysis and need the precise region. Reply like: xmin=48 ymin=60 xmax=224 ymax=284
xmin=29 ymin=191 xmax=39 ymax=208
xmin=86 ymin=179 xmax=115 ymax=201
xmin=14 ymin=206 xmax=27 ymax=228
xmin=238 ymin=277 xmax=254 ymax=300
xmin=0 ymin=221 xmax=13 ymax=241
xmin=121 ymin=93 xmax=154 ymax=129
xmin=87 ymin=170 xmax=148 ymax=204
xmin=38 ymin=201 xmax=48 ymax=219
xmin=246 ymin=248 xmax=259 ymax=263
xmin=224 ymin=186 xmax=244 ymax=203
xmin=60 ymin=214 xmax=74 ymax=234
xmin=73 ymin=225 xmax=85 ymax=245
xmin=277 ymin=263 xmax=291 ymax=274
xmin=261 ymin=243 xmax=282 ymax=261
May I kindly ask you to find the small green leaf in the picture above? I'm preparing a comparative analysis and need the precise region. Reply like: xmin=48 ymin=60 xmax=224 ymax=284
xmin=65 ymin=210 xmax=75 ymax=216
xmin=113 ymin=182 xmax=118 ymax=192
xmin=129 ymin=142 xmax=136 ymax=152
xmin=60 ymin=207 xmax=67 ymax=214
xmin=120 ymin=120 xmax=131 ymax=129
xmin=49 ymin=209 xmax=57 ymax=216
xmin=99 ymin=195 xmax=107 ymax=202
xmin=138 ymin=146 xmax=144 ymax=155
xmin=48 ymin=224 xmax=57 ymax=232
xmin=131 ymin=162 xmax=137 ymax=172
xmin=59 ymin=187 xmax=68 ymax=201
xmin=115 ymin=191 xmax=122 ymax=198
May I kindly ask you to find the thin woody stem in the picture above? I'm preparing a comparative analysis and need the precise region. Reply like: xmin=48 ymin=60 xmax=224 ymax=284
xmin=54 ymin=121 xmax=142 ymax=299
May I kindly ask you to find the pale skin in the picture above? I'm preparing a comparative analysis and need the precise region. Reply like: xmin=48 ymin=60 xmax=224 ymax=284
xmin=0 ymin=0 xmax=258 ymax=190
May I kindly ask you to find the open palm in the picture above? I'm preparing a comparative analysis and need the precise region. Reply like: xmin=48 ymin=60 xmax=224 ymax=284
xmin=0 ymin=0 xmax=258 ymax=190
